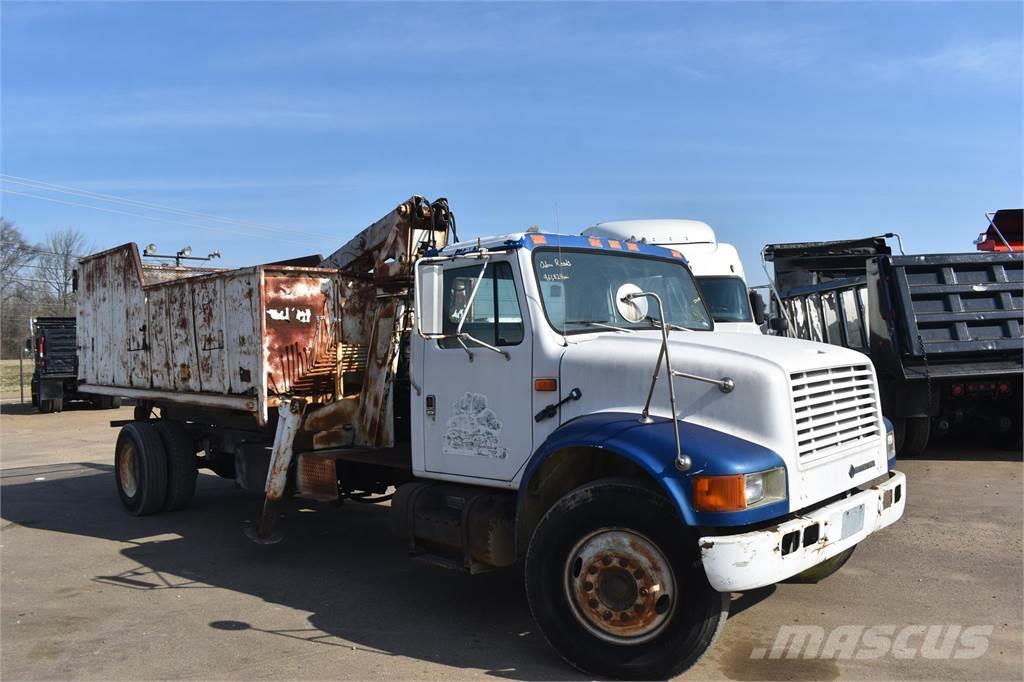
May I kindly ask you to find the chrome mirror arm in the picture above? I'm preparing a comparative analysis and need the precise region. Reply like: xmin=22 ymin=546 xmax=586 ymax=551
xmin=622 ymin=291 xmax=688 ymax=472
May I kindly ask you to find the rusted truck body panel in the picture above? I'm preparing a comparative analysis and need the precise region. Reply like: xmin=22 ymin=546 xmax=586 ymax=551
xmin=77 ymin=196 xmax=451 ymax=448
xmin=77 ymin=245 xmax=344 ymax=424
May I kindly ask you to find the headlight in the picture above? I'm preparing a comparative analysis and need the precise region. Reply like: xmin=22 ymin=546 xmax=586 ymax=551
xmin=886 ymin=430 xmax=896 ymax=460
xmin=693 ymin=467 xmax=786 ymax=512
xmin=744 ymin=474 xmax=765 ymax=505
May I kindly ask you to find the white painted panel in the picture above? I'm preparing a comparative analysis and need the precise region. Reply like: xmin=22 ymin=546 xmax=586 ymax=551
xmin=224 ymin=271 xmax=260 ymax=395
xmin=194 ymin=278 xmax=227 ymax=393
xmin=147 ymin=286 xmax=173 ymax=390
xmin=167 ymin=281 xmax=200 ymax=392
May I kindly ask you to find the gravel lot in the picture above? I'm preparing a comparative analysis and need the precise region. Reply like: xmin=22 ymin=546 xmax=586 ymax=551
xmin=2 ymin=402 xmax=1021 ymax=680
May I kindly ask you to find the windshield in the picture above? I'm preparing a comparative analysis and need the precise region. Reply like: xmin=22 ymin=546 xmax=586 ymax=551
xmin=533 ymin=249 xmax=713 ymax=334
xmin=696 ymin=276 xmax=753 ymax=323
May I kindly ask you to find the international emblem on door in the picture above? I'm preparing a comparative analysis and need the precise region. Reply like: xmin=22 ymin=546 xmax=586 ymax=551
xmin=442 ymin=392 xmax=508 ymax=459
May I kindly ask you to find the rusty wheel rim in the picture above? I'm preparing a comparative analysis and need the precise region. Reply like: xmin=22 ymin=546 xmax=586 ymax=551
xmin=564 ymin=527 xmax=677 ymax=644
xmin=117 ymin=441 xmax=139 ymax=498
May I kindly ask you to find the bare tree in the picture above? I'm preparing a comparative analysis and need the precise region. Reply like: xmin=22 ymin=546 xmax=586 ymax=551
xmin=1 ymin=218 xmax=34 ymax=299
xmin=1 ymin=219 xmax=37 ymax=356
xmin=36 ymin=227 xmax=88 ymax=314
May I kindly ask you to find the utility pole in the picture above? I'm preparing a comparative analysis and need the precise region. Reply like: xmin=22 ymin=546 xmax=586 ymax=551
xmin=19 ymin=342 xmax=25 ymax=404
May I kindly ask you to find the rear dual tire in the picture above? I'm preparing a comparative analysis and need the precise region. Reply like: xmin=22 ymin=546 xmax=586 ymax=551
xmin=38 ymin=398 xmax=63 ymax=413
xmin=156 ymin=421 xmax=198 ymax=512
xmin=525 ymin=479 xmax=728 ymax=680
xmin=895 ymin=417 xmax=930 ymax=457
xmin=115 ymin=423 xmax=168 ymax=515
xmin=115 ymin=421 xmax=197 ymax=515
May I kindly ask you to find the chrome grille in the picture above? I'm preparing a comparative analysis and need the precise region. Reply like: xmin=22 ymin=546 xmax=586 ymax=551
xmin=791 ymin=364 xmax=880 ymax=458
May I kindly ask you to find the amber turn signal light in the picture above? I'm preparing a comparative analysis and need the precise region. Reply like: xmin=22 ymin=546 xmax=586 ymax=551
xmin=534 ymin=378 xmax=558 ymax=392
xmin=693 ymin=474 xmax=746 ymax=512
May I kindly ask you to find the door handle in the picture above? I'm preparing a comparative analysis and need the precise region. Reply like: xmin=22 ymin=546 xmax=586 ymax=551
xmin=534 ymin=388 xmax=582 ymax=423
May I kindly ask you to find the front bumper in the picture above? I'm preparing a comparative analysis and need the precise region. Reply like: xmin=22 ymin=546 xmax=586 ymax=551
xmin=699 ymin=471 xmax=906 ymax=592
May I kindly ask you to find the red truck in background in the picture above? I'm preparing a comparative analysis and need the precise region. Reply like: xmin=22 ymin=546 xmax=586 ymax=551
xmin=976 ymin=209 xmax=1023 ymax=253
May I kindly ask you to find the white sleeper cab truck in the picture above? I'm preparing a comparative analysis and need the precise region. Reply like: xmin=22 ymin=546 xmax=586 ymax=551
xmin=584 ymin=219 xmax=768 ymax=334
xmin=78 ymin=197 xmax=906 ymax=680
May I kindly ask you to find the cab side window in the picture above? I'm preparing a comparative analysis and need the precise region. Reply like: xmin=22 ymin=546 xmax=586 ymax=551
xmin=440 ymin=262 xmax=524 ymax=348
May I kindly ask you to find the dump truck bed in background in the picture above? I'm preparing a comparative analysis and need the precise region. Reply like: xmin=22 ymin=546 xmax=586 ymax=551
xmin=765 ymin=236 xmax=1023 ymax=452
xmin=77 ymin=244 xmax=345 ymax=424
xmin=765 ymin=240 xmax=1023 ymax=375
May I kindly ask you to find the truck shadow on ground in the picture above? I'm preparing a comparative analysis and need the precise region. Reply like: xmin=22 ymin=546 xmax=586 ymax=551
xmin=1 ymin=462 xmax=832 ymax=681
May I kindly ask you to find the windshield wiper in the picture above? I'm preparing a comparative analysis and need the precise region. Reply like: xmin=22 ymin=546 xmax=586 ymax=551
xmin=564 ymin=320 xmax=636 ymax=334
xmin=645 ymin=317 xmax=692 ymax=332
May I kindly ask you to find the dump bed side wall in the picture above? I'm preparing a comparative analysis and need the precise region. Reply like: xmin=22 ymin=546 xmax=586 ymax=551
xmin=77 ymin=244 xmax=265 ymax=415
xmin=878 ymin=253 xmax=1024 ymax=358
xmin=774 ymin=250 xmax=1023 ymax=381
xmin=77 ymin=244 xmax=351 ymax=423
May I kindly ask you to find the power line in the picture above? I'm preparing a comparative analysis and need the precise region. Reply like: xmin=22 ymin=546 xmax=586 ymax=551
xmin=5 ymin=277 xmax=58 ymax=286
xmin=1 ymin=188 xmax=325 ymax=248
xmin=1 ymin=173 xmax=333 ymax=240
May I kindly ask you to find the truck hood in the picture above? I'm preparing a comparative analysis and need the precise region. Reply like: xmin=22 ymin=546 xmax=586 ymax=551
xmin=556 ymin=330 xmax=888 ymax=509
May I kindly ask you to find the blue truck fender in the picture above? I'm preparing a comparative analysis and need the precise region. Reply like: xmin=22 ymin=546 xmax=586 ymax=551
xmin=516 ymin=412 xmax=789 ymax=533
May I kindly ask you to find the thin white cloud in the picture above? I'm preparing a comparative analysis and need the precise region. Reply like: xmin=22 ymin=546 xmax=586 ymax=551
xmin=867 ymin=39 xmax=1023 ymax=85
xmin=2 ymin=89 xmax=428 ymax=134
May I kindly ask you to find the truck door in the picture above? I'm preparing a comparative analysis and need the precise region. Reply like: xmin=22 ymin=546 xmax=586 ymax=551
xmin=417 ymin=258 xmax=533 ymax=481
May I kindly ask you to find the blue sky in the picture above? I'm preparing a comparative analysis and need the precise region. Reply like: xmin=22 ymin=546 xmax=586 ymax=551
xmin=2 ymin=1 xmax=1021 ymax=281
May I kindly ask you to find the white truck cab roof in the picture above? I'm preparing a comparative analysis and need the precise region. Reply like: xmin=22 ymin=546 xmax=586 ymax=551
xmin=583 ymin=219 xmax=759 ymax=333
xmin=582 ymin=219 xmax=745 ymax=279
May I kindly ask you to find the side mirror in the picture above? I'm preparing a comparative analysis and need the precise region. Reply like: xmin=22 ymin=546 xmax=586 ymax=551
xmin=748 ymin=290 xmax=766 ymax=325
xmin=414 ymin=261 xmax=445 ymax=337
xmin=24 ymin=338 xmax=33 ymax=354
xmin=769 ymin=316 xmax=789 ymax=333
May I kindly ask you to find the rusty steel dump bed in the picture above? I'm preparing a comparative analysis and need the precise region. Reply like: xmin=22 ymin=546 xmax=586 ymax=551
xmin=77 ymin=196 xmax=453 ymax=438
xmin=77 ymin=244 xmax=345 ymax=424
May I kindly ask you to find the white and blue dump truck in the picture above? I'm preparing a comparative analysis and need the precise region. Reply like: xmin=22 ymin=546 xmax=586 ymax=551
xmin=76 ymin=197 xmax=905 ymax=679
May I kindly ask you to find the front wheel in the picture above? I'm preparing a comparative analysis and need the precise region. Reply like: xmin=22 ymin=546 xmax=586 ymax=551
xmin=525 ymin=480 xmax=728 ymax=680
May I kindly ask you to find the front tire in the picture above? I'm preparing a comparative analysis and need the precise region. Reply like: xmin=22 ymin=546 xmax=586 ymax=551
xmin=115 ymin=422 xmax=168 ymax=515
xmin=525 ymin=479 xmax=728 ymax=680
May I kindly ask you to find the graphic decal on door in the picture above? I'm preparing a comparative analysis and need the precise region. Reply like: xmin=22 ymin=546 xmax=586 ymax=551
xmin=442 ymin=392 xmax=508 ymax=459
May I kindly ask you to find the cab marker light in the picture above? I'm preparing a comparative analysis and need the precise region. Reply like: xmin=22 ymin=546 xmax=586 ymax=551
xmin=534 ymin=378 xmax=558 ymax=392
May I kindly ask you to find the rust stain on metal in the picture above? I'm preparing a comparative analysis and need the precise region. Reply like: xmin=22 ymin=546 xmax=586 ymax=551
xmin=570 ymin=534 xmax=675 ymax=639
xmin=77 ymin=196 xmax=451 ymax=435
xmin=296 ymin=454 xmax=339 ymax=501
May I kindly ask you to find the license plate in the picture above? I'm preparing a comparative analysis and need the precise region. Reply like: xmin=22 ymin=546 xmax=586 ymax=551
xmin=841 ymin=504 xmax=865 ymax=539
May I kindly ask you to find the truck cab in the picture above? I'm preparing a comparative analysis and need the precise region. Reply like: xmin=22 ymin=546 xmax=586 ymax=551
xmin=410 ymin=229 xmax=904 ymax=676
xmin=582 ymin=219 xmax=765 ymax=333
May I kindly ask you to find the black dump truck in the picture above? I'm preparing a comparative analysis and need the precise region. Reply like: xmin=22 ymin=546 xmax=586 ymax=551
xmin=29 ymin=317 xmax=120 ymax=413
xmin=764 ymin=232 xmax=1023 ymax=455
